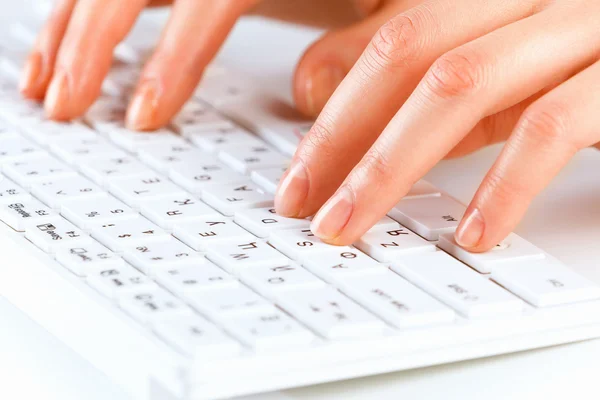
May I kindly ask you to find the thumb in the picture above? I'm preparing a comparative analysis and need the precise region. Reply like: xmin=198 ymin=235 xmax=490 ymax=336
xmin=293 ymin=0 xmax=416 ymax=117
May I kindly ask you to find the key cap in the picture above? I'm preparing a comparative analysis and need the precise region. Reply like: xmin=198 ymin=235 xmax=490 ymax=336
xmin=339 ymin=271 xmax=455 ymax=328
xmin=438 ymin=232 xmax=546 ymax=274
xmin=355 ymin=227 xmax=437 ymax=262
xmin=56 ymin=241 xmax=125 ymax=277
xmin=25 ymin=217 xmax=93 ymax=253
xmin=277 ymin=287 xmax=385 ymax=339
xmin=155 ymin=262 xmax=239 ymax=294
xmin=109 ymin=175 xmax=187 ymax=208
xmin=388 ymin=195 xmax=467 ymax=240
xmin=120 ymin=288 xmax=193 ymax=323
xmin=90 ymin=217 xmax=171 ymax=252
xmin=189 ymin=125 xmax=263 ymax=153
xmin=492 ymin=257 xmax=600 ymax=307
xmin=234 ymin=207 xmax=311 ymax=238
xmin=370 ymin=216 xmax=401 ymax=231
xmin=137 ymin=142 xmax=208 ymax=173
xmin=302 ymin=249 xmax=386 ymax=283
xmin=3 ymin=156 xmax=77 ymax=188
xmin=140 ymin=195 xmax=220 ymax=229
xmin=173 ymin=217 xmax=255 ymax=251
xmin=268 ymin=228 xmax=353 ymax=262
xmin=0 ymin=199 xmax=56 ymax=231
xmin=172 ymin=102 xmax=235 ymax=136
xmin=195 ymin=72 xmax=258 ymax=107
xmin=218 ymin=144 xmax=290 ymax=174
xmin=48 ymin=137 xmax=123 ymax=165
xmin=404 ymin=180 xmax=442 ymax=199
xmin=201 ymin=181 xmax=274 ymax=216
xmin=21 ymin=119 xmax=97 ymax=146
xmin=391 ymin=252 xmax=524 ymax=318
xmin=169 ymin=158 xmax=245 ymax=194
xmin=61 ymin=195 xmax=138 ymax=229
xmin=153 ymin=315 xmax=242 ymax=358
xmin=240 ymin=264 xmax=325 ymax=298
xmin=0 ymin=176 xmax=31 ymax=203
xmin=187 ymin=285 xmax=272 ymax=318
xmin=124 ymin=239 xmax=205 ymax=274
xmin=207 ymin=240 xmax=291 ymax=274
xmin=80 ymin=155 xmax=150 ymax=187
xmin=250 ymin=167 xmax=287 ymax=194
xmin=31 ymin=176 xmax=106 ymax=209
xmin=87 ymin=264 xmax=157 ymax=299
xmin=107 ymin=127 xmax=183 ymax=153
xmin=223 ymin=307 xmax=315 ymax=349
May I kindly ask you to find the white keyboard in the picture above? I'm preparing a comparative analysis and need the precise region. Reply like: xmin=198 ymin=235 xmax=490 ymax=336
xmin=1 ymin=14 xmax=600 ymax=400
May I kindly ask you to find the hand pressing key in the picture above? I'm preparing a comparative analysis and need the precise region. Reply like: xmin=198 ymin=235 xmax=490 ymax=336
xmin=274 ymin=0 xmax=600 ymax=253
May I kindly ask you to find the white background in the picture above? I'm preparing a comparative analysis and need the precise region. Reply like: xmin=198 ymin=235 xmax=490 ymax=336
xmin=1 ymin=2 xmax=600 ymax=400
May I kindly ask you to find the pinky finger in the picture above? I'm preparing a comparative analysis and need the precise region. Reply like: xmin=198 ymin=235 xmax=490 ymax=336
xmin=455 ymin=60 xmax=600 ymax=251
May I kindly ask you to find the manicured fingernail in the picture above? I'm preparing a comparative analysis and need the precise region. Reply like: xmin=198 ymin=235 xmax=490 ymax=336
xmin=44 ymin=70 xmax=70 ymax=118
xmin=455 ymin=208 xmax=485 ymax=249
xmin=20 ymin=52 xmax=43 ymax=94
xmin=311 ymin=186 xmax=354 ymax=240
xmin=305 ymin=65 xmax=344 ymax=116
xmin=126 ymin=80 xmax=160 ymax=130
xmin=275 ymin=160 xmax=309 ymax=217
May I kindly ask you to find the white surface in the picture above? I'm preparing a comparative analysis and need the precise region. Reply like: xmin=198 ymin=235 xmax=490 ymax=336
xmin=0 ymin=3 xmax=600 ymax=400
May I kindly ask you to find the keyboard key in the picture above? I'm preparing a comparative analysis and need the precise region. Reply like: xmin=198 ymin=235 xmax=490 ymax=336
xmin=218 ymin=144 xmax=290 ymax=174
xmin=25 ymin=217 xmax=93 ymax=253
xmin=223 ymin=307 xmax=315 ymax=349
xmin=123 ymin=239 xmax=205 ymax=274
xmin=56 ymin=241 xmax=125 ymax=277
xmin=0 ymin=199 xmax=56 ymax=231
xmin=90 ymin=217 xmax=171 ymax=252
xmin=240 ymin=264 xmax=325 ymax=298
xmin=355 ymin=227 xmax=437 ymax=262
xmin=107 ymin=128 xmax=183 ymax=153
xmin=268 ymin=228 xmax=353 ymax=262
xmin=172 ymin=102 xmax=235 ymax=136
xmin=391 ymin=252 xmax=524 ymax=318
xmin=302 ymin=249 xmax=386 ymax=283
xmin=188 ymin=285 xmax=272 ymax=318
xmin=207 ymin=239 xmax=290 ymax=274
xmin=169 ymin=158 xmax=245 ymax=193
xmin=173 ymin=217 xmax=255 ymax=251
xmin=140 ymin=195 xmax=220 ymax=229
xmin=61 ymin=195 xmax=138 ymax=229
xmin=31 ymin=176 xmax=106 ymax=209
xmin=0 ymin=136 xmax=44 ymax=164
xmin=22 ymin=119 xmax=96 ymax=145
xmin=388 ymin=195 xmax=467 ymax=240
xmin=277 ymin=287 xmax=385 ymax=339
xmin=155 ymin=263 xmax=239 ymax=294
xmin=234 ymin=207 xmax=311 ymax=238
xmin=49 ymin=137 xmax=123 ymax=165
xmin=438 ymin=232 xmax=546 ymax=273
xmin=492 ymin=257 xmax=600 ymax=307
xmin=404 ymin=180 xmax=442 ymax=199
xmin=80 ymin=155 xmax=150 ymax=187
xmin=119 ymin=288 xmax=193 ymax=323
xmin=250 ymin=166 xmax=287 ymax=194
xmin=153 ymin=315 xmax=242 ymax=358
xmin=201 ymin=181 xmax=273 ymax=216
xmin=0 ymin=176 xmax=31 ymax=203
xmin=339 ymin=271 xmax=455 ymax=328
xmin=3 ymin=156 xmax=77 ymax=188
xmin=137 ymin=142 xmax=207 ymax=173
xmin=87 ymin=264 xmax=157 ymax=299
xmin=109 ymin=175 xmax=187 ymax=208
xmin=189 ymin=126 xmax=263 ymax=153
xmin=370 ymin=216 xmax=401 ymax=231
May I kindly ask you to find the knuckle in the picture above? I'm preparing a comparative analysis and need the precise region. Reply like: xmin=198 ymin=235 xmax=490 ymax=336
xmin=356 ymin=148 xmax=400 ymax=189
xmin=298 ymin=115 xmax=337 ymax=160
xmin=483 ymin=169 xmax=529 ymax=206
xmin=425 ymin=49 xmax=486 ymax=99
xmin=517 ymin=102 xmax=574 ymax=147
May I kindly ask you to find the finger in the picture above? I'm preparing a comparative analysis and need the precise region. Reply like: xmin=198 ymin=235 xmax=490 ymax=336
xmin=276 ymin=0 xmax=536 ymax=218
xmin=126 ymin=0 xmax=259 ymax=131
xmin=44 ymin=0 xmax=149 ymax=120
xmin=310 ymin=3 xmax=600 ymax=245
xmin=456 ymin=59 xmax=600 ymax=251
xmin=20 ymin=0 xmax=77 ymax=100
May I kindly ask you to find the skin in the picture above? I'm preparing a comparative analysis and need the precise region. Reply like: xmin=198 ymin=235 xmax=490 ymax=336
xmin=21 ymin=0 xmax=600 ymax=253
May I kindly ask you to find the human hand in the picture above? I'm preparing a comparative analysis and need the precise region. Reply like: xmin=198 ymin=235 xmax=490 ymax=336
xmin=19 ymin=0 xmax=415 ymax=128
xmin=275 ymin=0 xmax=600 ymax=252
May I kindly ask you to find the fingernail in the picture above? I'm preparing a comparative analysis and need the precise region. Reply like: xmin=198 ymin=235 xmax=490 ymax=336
xmin=455 ymin=208 xmax=485 ymax=249
xmin=275 ymin=160 xmax=309 ymax=217
xmin=305 ymin=65 xmax=344 ymax=116
xmin=311 ymin=186 xmax=354 ymax=240
xmin=44 ymin=70 xmax=70 ymax=118
xmin=126 ymin=80 xmax=160 ymax=130
xmin=20 ymin=52 xmax=43 ymax=94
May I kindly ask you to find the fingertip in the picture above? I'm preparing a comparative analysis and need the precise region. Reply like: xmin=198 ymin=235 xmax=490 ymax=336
xmin=455 ymin=207 xmax=485 ymax=250
xmin=20 ymin=52 xmax=45 ymax=100
xmin=126 ymin=79 xmax=162 ymax=131
xmin=44 ymin=70 xmax=72 ymax=120
xmin=294 ymin=60 xmax=345 ymax=118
